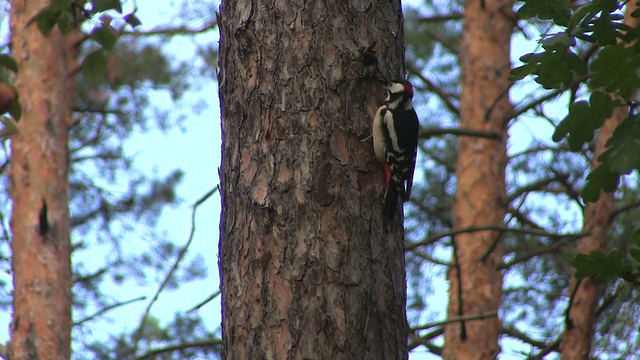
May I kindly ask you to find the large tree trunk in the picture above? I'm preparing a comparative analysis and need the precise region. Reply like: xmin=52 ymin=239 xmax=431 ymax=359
xmin=443 ymin=0 xmax=513 ymax=358
xmin=217 ymin=0 xmax=408 ymax=358
xmin=9 ymin=2 xmax=76 ymax=359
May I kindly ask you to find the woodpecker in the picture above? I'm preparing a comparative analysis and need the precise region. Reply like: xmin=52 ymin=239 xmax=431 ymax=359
xmin=372 ymin=79 xmax=419 ymax=220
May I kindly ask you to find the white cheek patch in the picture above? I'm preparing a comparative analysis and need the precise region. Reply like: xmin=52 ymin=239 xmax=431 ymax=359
xmin=388 ymin=83 xmax=405 ymax=94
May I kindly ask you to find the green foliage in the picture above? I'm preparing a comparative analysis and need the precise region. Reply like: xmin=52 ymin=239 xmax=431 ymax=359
xmin=582 ymin=164 xmax=619 ymax=202
xmin=32 ymin=6 xmax=62 ymax=35
xmin=403 ymin=0 xmax=640 ymax=355
xmin=9 ymin=95 xmax=21 ymax=121
xmin=512 ymin=0 xmax=640 ymax=202
xmin=598 ymin=113 xmax=640 ymax=175
xmin=572 ymin=230 xmax=640 ymax=284
xmin=91 ymin=26 xmax=118 ymax=50
xmin=82 ymin=50 xmax=108 ymax=85
xmin=0 ymin=55 xmax=18 ymax=73
xmin=0 ymin=1 xmax=220 ymax=358
xmin=589 ymin=43 xmax=640 ymax=99
xmin=30 ymin=0 xmax=140 ymax=93
xmin=123 ymin=14 xmax=142 ymax=28
xmin=552 ymin=91 xmax=615 ymax=151
xmin=511 ymin=40 xmax=586 ymax=89
xmin=90 ymin=0 xmax=123 ymax=14
xmin=516 ymin=0 xmax=570 ymax=26
xmin=572 ymin=250 xmax=628 ymax=283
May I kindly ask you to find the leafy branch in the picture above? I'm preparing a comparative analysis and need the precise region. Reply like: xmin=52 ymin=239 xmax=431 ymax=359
xmin=512 ymin=0 xmax=640 ymax=201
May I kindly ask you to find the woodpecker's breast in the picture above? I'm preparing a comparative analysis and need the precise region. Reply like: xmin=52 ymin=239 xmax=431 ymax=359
xmin=372 ymin=105 xmax=388 ymax=162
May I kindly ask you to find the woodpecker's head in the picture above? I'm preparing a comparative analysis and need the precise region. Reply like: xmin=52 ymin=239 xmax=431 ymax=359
xmin=385 ymin=79 xmax=414 ymax=110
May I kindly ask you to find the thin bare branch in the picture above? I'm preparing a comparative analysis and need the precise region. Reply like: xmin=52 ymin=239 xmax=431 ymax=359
xmin=409 ymin=249 xmax=451 ymax=266
xmin=499 ymin=234 xmax=587 ymax=269
xmin=188 ymin=290 xmax=221 ymax=313
xmin=424 ymin=27 xmax=459 ymax=54
xmin=408 ymin=331 xmax=443 ymax=355
xmin=123 ymin=18 xmax=217 ymax=37
xmin=414 ymin=312 xmax=498 ymax=331
xmin=528 ymin=335 xmax=562 ymax=359
xmin=133 ymin=338 xmax=223 ymax=360
xmin=506 ymin=88 xmax=568 ymax=124
xmin=73 ymin=296 xmax=147 ymax=326
xmin=507 ymin=207 xmax=546 ymax=230
xmin=131 ymin=185 xmax=219 ymax=354
xmin=506 ymin=174 xmax=569 ymax=203
xmin=417 ymin=13 xmax=464 ymax=22
xmin=406 ymin=225 xmax=584 ymax=251
xmin=407 ymin=62 xmax=460 ymax=116
xmin=73 ymin=266 xmax=109 ymax=284
xmin=420 ymin=127 xmax=502 ymax=140
xmin=502 ymin=326 xmax=549 ymax=349
xmin=610 ymin=200 xmax=640 ymax=222
xmin=505 ymin=74 xmax=591 ymax=125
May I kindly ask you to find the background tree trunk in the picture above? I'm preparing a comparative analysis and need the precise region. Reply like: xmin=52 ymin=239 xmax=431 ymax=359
xmin=560 ymin=108 xmax=623 ymax=359
xmin=217 ymin=0 xmax=408 ymax=358
xmin=443 ymin=0 xmax=513 ymax=358
xmin=9 ymin=2 xmax=76 ymax=359
xmin=561 ymin=5 xmax=637 ymax=358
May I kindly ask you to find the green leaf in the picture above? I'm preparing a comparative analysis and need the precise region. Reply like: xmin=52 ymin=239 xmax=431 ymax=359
xmin=9 ymin=96 xmax=21 ymax=121
xmin=124 ymin=13 xmax=142 ymax=28
xmin=518 ymin=47 xmax=585 ymax=90
xmin=0 ymin=116 xmax=17 ymax=137
xmin=598 ymin=113 xmax=640 ymax=175
xmin=552 ymin=93 xmax=610 ymax=150
xmin=510 ymin=62 xmax=538 ymax=82
xmin=572 ymin=250 xmax=628 ymax=283
xmin=56 ymin=10 xmax=75 ymax=34
xmin=582 ymin=164 xmax=620 ymax=202
xmin=517 ymin=0 xmax=571 ymax=26
xmin=0 ymin=55 xmax=18 ymax=73
xmin=541 ymin=33 xmax=575 ymax=50
xmin=628 ymin=230 xmax=640 ymax=269
xmin=50 ymin=0 xmax=72 ymax=11
xmin=91 ymin=26 xmax=118 ymax=50
xmin=589 ymin=43 xmax=640 ymax=100
xmin=82 ymin=50 xmax=108 ymax=85
xmin=593 ymin=12 xmax=618 ymax=45
xmin=91 ymin=0 xmax=123 ymax=14
xmin=34 ymin=6 xmax=62 ymax=36
xmin=567 ymin=1 xmax=598 ymax=31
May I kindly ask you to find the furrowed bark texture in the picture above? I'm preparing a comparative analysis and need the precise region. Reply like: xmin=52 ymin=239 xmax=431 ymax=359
xmin=217 ymin=0 xmax=408 ymax=359
xmin=443 ymin=0 xmax=513 ymax=358
xmin=9 ymin=2 xmax=76 ymax=360
xmin=560 ymin=108 xmax=624 ymax=360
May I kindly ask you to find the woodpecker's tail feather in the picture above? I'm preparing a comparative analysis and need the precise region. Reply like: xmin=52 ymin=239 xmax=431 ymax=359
xmin=383 ymin=184 xmax=400 ymax=221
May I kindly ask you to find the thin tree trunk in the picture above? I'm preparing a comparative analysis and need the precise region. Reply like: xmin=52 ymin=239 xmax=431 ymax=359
xmin=217 ymin=0 xmax=408 ymax=359
xmin=560 ymin=108 xmax=624 ymax=359
xmin=9 ymin=2 xmax=76 ymax=359
xmin=443 ymin=0 xmax=513 ymax=358
xmin=560 ymin=5 xmax=637 ymax=358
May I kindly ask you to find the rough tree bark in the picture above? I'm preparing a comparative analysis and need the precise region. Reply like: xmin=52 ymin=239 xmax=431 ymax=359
xmin=443 ymin=0 xmax=513 ymax=358
xmin=9 ymin=2 xmax=77 ymax=359
xmin=217 ymin=0 xmax=409 ymax=359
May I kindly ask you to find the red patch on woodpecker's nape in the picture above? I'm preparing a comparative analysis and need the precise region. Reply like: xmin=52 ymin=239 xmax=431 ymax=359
xmin=404 ymin=83 xmax=414 ymax=96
